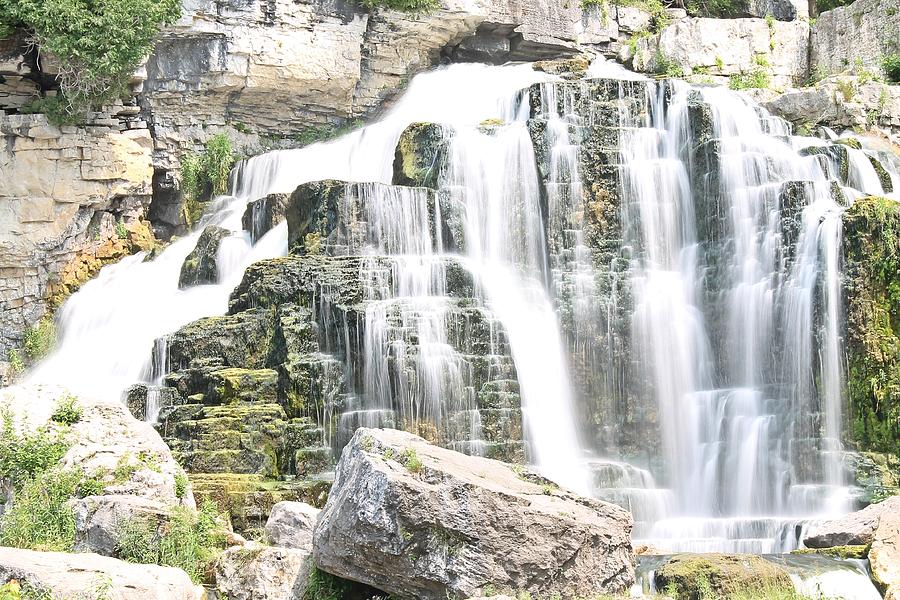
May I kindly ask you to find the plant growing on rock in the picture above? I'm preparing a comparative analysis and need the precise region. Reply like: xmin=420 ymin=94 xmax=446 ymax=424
xmin=50 ymin=393 xmax=82 ymax=425
xmin=180 ymin=134 xmax=237 ymax=226
xmin=23 ymin=317 xmax=55 ymax=363
xmin=883 ymin=54 xmax=900 ymax=84
xmin=357 ymin=0 xmax=438 ymax=13
xmin=0 ymin=0 xmax=181 ymax=118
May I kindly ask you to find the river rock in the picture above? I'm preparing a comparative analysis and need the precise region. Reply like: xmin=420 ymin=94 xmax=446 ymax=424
xmin=870 ymin=497 xmax=900 ymax=596
xmin=312 ymin=427 xmax=634 ymax=599
xmin=0 ymin=547 xmax=201 ymax=599
xmin=178 ymin=225 xmax=230 ymax=288
xmin=804 ymin=497 xmax=900 ymax=548
xmin=215 ymin=543 xmax=312 ymax=600
xmin=266 ymin=501 xmax=321 ymax=550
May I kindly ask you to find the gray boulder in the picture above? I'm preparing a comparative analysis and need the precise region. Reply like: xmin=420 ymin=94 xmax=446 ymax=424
xmin=0 ymin=547 xmax=200 ymax=599
xmin=313 ymin=427 xmax=634 ymax=600
xmin=871 ymin=498 xmax=900 ymax=600
xmin=215 ymin=543 xmax=312 ymax=600
xmin=178 ymin=225 xmax=230 ymax=288
xmin=266 ymin=501 xmax=321 ymax=551
xmin=804 ymin=496 xmax=900 ymax=548
xmin=72 ymin=494 xmax=169 ymax=556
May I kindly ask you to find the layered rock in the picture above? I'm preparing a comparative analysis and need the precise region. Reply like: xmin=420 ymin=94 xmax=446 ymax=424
xmin=0 ymin=547 xmax=202 ymax=599
xmin=804 ymin=496 xmax=900 ymax=548
xmin=0 ymin=114 xmax=155 ymax=359
xmin=313 ymin=427 xmax=634 ymax=599
xmin=630 ymin=17 xmax=810 ymax=88
xmin=810 ymin=0 xmax=900 ymax=78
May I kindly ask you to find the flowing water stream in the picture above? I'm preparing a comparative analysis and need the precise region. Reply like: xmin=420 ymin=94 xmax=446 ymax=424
xmin=26 ymin=59 xmax=899 ymax=593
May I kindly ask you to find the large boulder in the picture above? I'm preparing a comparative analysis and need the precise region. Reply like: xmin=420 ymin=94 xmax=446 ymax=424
xmin=215 ymin=543 xmax=312 ymax=600
xmin=72 ymin=494 xmax=170 ymax=556
xmin=870 ymin=497 xmax=900 ymax=597
xmin=803 ymin=496 xmax=900 ymax=548
xmin=266 ymin=501 xmax=321 ymax=551
xmin=312 ymin=427 xmax=634 ymax=599
xmin=0 ymin=547 xmax=201 ymax=599
xmin=178 ymin=225 xmax=230 ymax=288
xmin=654 ymin=554 xmax=794 ymax=598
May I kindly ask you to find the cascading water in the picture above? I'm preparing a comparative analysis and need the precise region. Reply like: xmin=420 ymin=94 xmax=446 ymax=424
xmin=24 ymin=55 xmax=898 ymax=590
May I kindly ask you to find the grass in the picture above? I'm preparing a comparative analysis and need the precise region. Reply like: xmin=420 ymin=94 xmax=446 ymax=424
xmin=0 ymin=409 xmax=69 ymax=483
xmin=174 ymin=470 xmax=189 ymax=499
xmin=180 ymin=133 xmax=237 ymax=226
xmin=115 ymin=501 xmax=225 ymax=584
xmin=303 ymin=567 xmax=355 ymax=600
xmin=729 ymin=68 xmax=771 ymax=90
xmin=0 ymin=467 xmax=80 ymax=551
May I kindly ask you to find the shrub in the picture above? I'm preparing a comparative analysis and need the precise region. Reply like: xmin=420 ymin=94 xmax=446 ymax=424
xmin=357 ymin=0 xmax=438 ymax=13
xmin=684 ymin=0 xmax=744 ymax=17
xmin=0 ymin=467 xmax=80 ymax=551
xmin=23 ymin=317 xmax=55 ymax=362
xmin=816 ymin=0 xmax=854 ymax=11
xmin=0 ymin=0 xmax=181 ymax=117
xmin=401 ymin=447 xmax=423 ymax=473
xmin=0 ymin=411 xmax=68 ymax=483
xmin=174 ymin=470 xmax=188 ymax=499
xmin=883 ymin=54 xmax=900 ymax=83
xmin=180 ymin=134 xmax=236 ymax=225
xmin=116 ymin=501 xmax=226 ymax=584
xmin=6 ymin=349 xmax=24 ymax=378
xmin=50 ymin=394 xmax=82 ymax=426
xmin=18 ymin=96 xmax=79 ymax=126
xmin=304 ymin=567 xmax=355 ymax=600
xmin=729 ymin=68 xmax=771 ymax=90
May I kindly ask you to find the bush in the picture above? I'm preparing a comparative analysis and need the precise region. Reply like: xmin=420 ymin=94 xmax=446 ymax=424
xmin=6 ymin=349 xmax=24 ymax=378
xmin=684 ymin=0 xmax=744 ymax=17
xmin=0 ymin=0 xmax=181 ymax=117
xmin=180 ymin=134 xmax=236 ymax=226
xmin=174 ymin=470 xmax=188 ymax=499
xmin=50 ymin=394 xmax=82 ymax=426
xmin=815 ymin=0 xmax=854 ymax=11
xmin=0 ymin=411 xmax=68 ymax=483
xmin=729 ymin=68 xmax=771 ymax=90
xmin=0 ymin=467 xmax=80 ymax=551
xmin=883 ymin=54 xmax=900 ymax=83
xmin=304 ymin=567 xmax=355 ymax=600
xmin=116 ymin=501 xmax=226 ymax=583
xmin=357 ymin=0 xmax=438 ymax=13
xmin=23 ymin=317 xmax=55 ymax=362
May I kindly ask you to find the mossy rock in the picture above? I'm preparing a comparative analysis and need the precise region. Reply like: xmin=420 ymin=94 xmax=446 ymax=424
xmin=392 ymin=122 xmax=449 ymax=189
xmin=166 ymin=309 xmax=274 ymax=372
xmin=792 ymin=544 xmax=869 ymax=559
xmin=655 ymin=553 xmax=794 ymax=599
xmin=532 ymin=55 xmax=591 ymax=80
xmin=207 ymin=367 xmax=279 ymax=404
xmin=800 ymin=144 xmax=850 ymax=183
xmin=842 ymin=196 xmax=900 ymax=455
xmin=178 ymin=224 xmax=230 ymax=288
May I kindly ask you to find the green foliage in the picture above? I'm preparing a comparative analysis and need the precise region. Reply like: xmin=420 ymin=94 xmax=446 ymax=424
xmin=0 ymin=0 xmax=180 ymax=117
xmin=179 ymin=134 xmax=236 ymax=226
xmin=115 ymin=218 xmax=128 ymax=240
xmin=357 ymin=0 xmax=438 ymax=13
xmin=50 ymin=393 xmax=82 ymax=426
xmin=113 ymin=450 xmax=161 ymax=484
xmin=654 ymin=51 xmax=684 ymax=78
xmin=23 ymin=317 xmax=55 ymax=362
xmin=883 ymin=54 xmax=900 ymax=84
xmin=116 ymin=501 xmax=225 ymax=584
xmin=816 ymin=0 xmax=854 ymax=11
xmin=0 ymin=467 xmax=80 ymax=551
xmin=684 ymin=0 xmax=743 ymax=18
xmin=582 ymin=0 xmax=669 ymax=31
xmin=174 ymin=470 xmax=188 ymax=499
xmin=836 ymin=77 xmax=857 ymax=102
xmin=0 ymin=410 xmax=68 ymax=483
xmin=401 ymin=447 xmax=423 ymax=473
xmin=843 ymin=197 xmax=900 ymax=454
xmin=6 ymin=349 xmax=24 ymax=378
xmin=728 ymin=68 xmax=771 ymax=90
xmin=18 ymin=96 xmax=80 ymax=126
xmin=304 ymin=567 xmax=355 ymax=600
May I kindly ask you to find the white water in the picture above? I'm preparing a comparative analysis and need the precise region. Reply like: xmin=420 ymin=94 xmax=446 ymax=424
xmin=25 ymin=57 xmax=900 ymax=570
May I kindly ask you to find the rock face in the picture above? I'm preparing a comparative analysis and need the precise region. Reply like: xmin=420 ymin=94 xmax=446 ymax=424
xmin=0 ymin=115 xmax=154 ymax=359
xmin=0 ymin=547 xmax=201 ymax=599
xmin=811 ymin=0 xmax=900 ymax=78
xmin=266 ymin=501 xmax=321 ymax=551
xmin=631 ymin=17 xmax=809 ymax=87
xmin=803 ymin=496 xmax=900 ymax=548
xmin=313 ymin=427 xmax=634 ymax=599
xmin=72 ymin=494 xmax=172 ymax=556
xmin=178 ymin=225 xmax=230 ymax=288
xmin=215 ymin=543 xmax=312 ymax=600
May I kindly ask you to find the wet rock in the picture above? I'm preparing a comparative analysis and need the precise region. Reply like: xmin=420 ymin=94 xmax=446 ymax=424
xmin=242 ymin=193 xmax=291 ymax=243
xmin=654 ymin=553 xmax=794 ymax=598
xmin=215 ymin=543 xmax=312 ymax=600
xmin=266 ymin=501 xmax=321 ymax=551
xmin=178 ymin=225 xmax=230 ymax=288
xmin=0 ymin=547 xmax=201 ymax=599
xmin=313 ymin=427 xmax=634 ymax=599
xmin=72 ymin=494 xmax=169 ymax=556
xmin=123 ymin=384 xmax=180 ymax=421
xmin=392 ymin=123 xmax=450 ymax=188
xmin=804 ymin=496 xmax=900 ymax=548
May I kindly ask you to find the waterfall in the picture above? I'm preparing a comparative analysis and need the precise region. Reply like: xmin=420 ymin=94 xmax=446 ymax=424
xmin=25 ymin=57 xmax=900 ymax=561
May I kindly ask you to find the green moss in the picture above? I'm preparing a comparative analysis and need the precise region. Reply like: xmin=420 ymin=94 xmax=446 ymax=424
xmin=655 ymin=554 xmax=796 ymax=600
xmin=842 ymin=196 xmax=900 ymax=455
xmin=791 ymin=545 xmax=869 ymax=559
